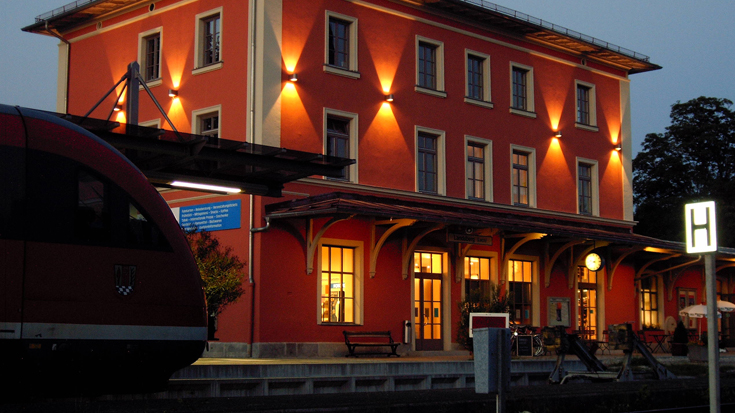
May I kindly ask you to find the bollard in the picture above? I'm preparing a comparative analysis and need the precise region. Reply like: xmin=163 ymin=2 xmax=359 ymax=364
xmin=473 ymin=327 xmax=511 ymax=413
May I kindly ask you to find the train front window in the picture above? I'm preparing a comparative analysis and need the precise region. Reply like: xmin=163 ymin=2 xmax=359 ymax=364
xmin=127 ymin=201 xmax=165 ymax=248
xmin=76 ymin=170 xmax=110 ymax=242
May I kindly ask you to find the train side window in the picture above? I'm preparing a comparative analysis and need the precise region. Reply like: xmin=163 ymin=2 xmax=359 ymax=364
xmin=127 ymin=201 xmax=166 ymax=249
xmin=76 ymin=170 xmax=110 ymax=242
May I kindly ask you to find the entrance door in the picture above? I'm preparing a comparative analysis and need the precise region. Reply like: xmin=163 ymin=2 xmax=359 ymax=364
xmin=414 ymin=252 xmax=443 ymax=351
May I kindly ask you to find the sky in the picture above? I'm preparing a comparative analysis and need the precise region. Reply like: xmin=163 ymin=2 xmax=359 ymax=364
xmin=2 ymin=0 xmax=735 ymax=154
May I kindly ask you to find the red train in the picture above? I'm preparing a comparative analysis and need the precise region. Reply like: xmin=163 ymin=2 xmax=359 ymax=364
xmin=0 ymin=105 xmax=208 ymax=395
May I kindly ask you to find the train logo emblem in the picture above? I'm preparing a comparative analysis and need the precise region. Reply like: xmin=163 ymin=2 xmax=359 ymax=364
xmin=114 ymin=265 xmax=137 ymax=296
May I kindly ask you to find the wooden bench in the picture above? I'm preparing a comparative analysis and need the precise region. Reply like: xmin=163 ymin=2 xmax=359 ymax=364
xmin=343 ymin=330 xmax=400 ymax=357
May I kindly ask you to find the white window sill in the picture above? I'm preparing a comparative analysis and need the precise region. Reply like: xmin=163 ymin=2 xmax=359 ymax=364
xmin=323 ymin=65 xmax=361 ymax=79
xmin=415 ymin=86 xmax=447 ymax=99
xmin=575 ymin=122 xmax=599 ymax=132
xmin=510 ymin=108 xmax=537 ymax=118
xmin=464 ymin=97 xmax=494 ymax=109
xmin=193 ymin=61 xmax=224 ymax=76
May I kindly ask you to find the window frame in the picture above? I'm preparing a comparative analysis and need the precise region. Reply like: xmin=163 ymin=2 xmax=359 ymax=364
xmin=324 ymin=11 xmax=360 ymax=79
xmin=465 ymin=136 xmax=493 ymax=202
xmin=193 ymin=8 xmax=223 ymax=75
xmin=415 ymin=126 xmax=446 ymax=196
xmin=462 ymin=250 xmax=499 ymax=301
xmin=509 ymin=62 xmax=535 ymax=118
xmin=317 ymin=238 xmax=364 ymax=326
xmin=510 ymin=145 xmax=536 ymax=208
xmin=576 ymin=158 xmax=599 ymax=216
xmin=192 ymin=105 xmax=222 ymax=140
xmin=415 ymin=36 xmax=446 ymax=98
xmin=640 ymin=276 xmax=660 ymax=330
xmin=137 ymin=27 xmax=163 ymax=87
xmin=575 ymin=80 xmax=598 ymax=131
xmin=465 ymin=49 xmax=493 ymax=108
xmin=506 ymin=257 xmax=539 ymax=326
xmin=324 ymin=108 xmax=359 ymax=183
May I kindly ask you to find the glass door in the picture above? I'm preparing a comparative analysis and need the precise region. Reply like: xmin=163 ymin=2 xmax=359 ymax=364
xmin=414 ymin=252 xmax=443 ymax=351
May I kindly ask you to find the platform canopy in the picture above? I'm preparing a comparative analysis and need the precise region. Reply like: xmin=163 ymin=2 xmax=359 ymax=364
xmin=55 ymin=113 xmax=354 ymax=197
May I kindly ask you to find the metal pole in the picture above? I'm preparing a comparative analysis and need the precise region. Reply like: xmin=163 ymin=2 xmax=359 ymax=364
xmin=705 ymin=253 xmax=720 ymax=413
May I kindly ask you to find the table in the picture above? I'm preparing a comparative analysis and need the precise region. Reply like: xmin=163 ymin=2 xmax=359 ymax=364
xmin=650 ymin=333 xmax=669 ymax=353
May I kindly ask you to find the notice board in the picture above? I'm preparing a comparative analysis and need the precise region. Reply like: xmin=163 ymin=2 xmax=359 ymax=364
xmin=469 ymin=312 xmax=509 ymax=338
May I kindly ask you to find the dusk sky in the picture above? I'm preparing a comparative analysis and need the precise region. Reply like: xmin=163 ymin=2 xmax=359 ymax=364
xmin=2 ymin=0 xmax=734 ymax=155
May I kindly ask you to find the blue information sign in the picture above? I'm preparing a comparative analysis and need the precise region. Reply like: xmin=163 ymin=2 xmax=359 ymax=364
xmin=178 ymin=200 xmax=241 ymax=232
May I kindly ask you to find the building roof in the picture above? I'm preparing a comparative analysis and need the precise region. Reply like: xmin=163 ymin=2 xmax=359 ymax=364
xmin=265 ymin=192 xmax=680 ymax=249
xmin=23 ymin=0 xmax=660 ymax=73
xmin=412 ymin=0 xmax=661 ymax=74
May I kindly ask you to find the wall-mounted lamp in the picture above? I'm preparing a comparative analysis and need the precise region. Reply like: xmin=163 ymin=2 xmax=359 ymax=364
xmin=385 ymin=93 xmax=395 ymax=102
xmin=168 ymin=89 xmax=179 ymax=97
xmin=554 ymin=130 xmax=562 ymax=138
xmin=289 ymin=73 xmax=298 ymax=82
xmin=114 ymin=104 xmax=123 ymax=112
xmin=615 ymin=142 xmax=622 ymax=151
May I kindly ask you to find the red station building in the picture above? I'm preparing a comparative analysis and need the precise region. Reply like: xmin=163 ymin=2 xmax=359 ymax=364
xmin=24 ymin=0 xmax=735 ymax=358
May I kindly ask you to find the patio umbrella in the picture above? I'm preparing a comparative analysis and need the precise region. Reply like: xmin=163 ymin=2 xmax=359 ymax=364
xmin=680 ymin=304 xmax=722 ymax=336
xmin=717 ymin=300 xmax=735 ymax=312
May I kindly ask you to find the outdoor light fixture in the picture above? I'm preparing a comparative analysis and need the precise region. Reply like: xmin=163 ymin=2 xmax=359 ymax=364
xmin=168 ymin=89 xmax=178 ymax=97
xmin=615 ymin=142 xmax=622 ymax=151
xmin=114 ymin=104 xmax=122 ymax=112
xmin=289 ymin=73 xmax=298 ymax=82
xmin=385 ymin=93 xmax=394 ymax=102
xmin=170 ymin=181 xmax=242 ymax=194
xmin=554 ymin=130 xmax=562 ymax=138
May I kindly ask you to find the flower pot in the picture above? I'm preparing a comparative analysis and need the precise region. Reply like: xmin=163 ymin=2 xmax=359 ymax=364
xmin=688 ymin=345 xmax=708 ymax=362
xmin=671 ymin=342 xmax=688 ymax=356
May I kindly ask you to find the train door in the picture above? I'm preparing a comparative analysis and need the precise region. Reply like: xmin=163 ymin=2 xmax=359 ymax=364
xmin=413 ymin=252 xmax=443 ymax=351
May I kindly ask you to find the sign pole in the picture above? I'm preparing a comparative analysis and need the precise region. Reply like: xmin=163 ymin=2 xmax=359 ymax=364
xmin=685 ymin=201 xmax=719 ymax=413
xmin=705 ymin=253 xmax=720 ymax=413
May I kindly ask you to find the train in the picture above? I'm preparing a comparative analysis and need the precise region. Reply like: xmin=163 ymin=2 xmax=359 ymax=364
xmin=0 ymin=104 xmax=208 ymax=396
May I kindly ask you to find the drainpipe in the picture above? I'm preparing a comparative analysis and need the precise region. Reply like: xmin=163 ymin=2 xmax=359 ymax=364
xmin=247 ymin=0 xmax=258 ymax=358
xmin=46 ymin=22 xmax=70 ymax=113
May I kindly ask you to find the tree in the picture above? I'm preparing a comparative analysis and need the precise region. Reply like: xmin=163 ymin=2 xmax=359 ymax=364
xmin=185 ymin=229 xmax=246 ymax=339
xmin=633 ymin=96 xmax=735 ymax=247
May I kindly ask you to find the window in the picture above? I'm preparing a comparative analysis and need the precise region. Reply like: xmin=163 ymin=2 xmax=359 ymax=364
xmin=577 ymin=266 xmax=598 ymax=338
xmin=194 ymin=8 xmax=223 ymax=74
xmin=415 ymin=127 xmax=445 ymax=195
xmin=324 ymin=11 xmax=359 ymax=78
xmin=575 ymin=81 xmax=597 ymax=130
xmin=326 ymin=117 xmax=350 ymax=181
xmin=324 ymin=109 xmax=358 ymax=183
xmin=76 ymin=169 xmax=110 ymax=243
xmin=193 ymin=105 xmax=222 ymax=142
xmin=510 ymin=146 xmax=535 ymax=207
xmin=464 ymin=256 xmax=492 ymax=298
xmin=321 ymin=245 xmax=355 ymax=323
xmin=416 ymin=36 xmax=445 ymax=97
xmin=418 ymin=133 xmax=437 ymax=194
xmin=508 ymin=259 xmax=533 ymax=325
xmin=576 ymin=158 xmax=599 ymax=216
xmin=640 ymin=277 xmax=659 ymax=329
xmin=578 ymin=163 xmax=592 ymax=215
xmin=467 ymin=139 xmax=493 ymax=201
xmin=512 ymin=151 xmax=528 ymax=206
xmin=466 ymin=50 xmax=492 ymax=107
xmin=510 ymin=63 xmax=535 ymax=117
xmin=138 ymin=29 xmax=162 ymax=83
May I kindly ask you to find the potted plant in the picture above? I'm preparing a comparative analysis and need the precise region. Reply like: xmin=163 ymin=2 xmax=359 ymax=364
xmin=688 ymin=334 xmax=708 ymax=362
xmin=671 ymin=321 xmax=689 ymax=356
xmin=456 ymin=283 xmax=511 ymax=354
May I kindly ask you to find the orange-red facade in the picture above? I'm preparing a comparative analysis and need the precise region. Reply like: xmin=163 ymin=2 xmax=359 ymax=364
xmin=29 ymin=0 xmax=735 ymax=356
